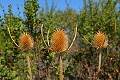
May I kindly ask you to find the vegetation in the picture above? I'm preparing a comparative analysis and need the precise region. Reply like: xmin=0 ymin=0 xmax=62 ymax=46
xmin=0 ymin=0 xmax=120 ymax=80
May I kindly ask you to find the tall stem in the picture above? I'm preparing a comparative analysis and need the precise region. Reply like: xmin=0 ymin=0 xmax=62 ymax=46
xmin=59 ymin=54 xmax=63 ymax=80
xmin=27 ymin=55 xmax=32 ymax=80
xmin=98 ymin=50 xmax=102 ymax=71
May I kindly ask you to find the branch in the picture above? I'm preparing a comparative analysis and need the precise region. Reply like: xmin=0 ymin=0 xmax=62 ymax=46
xmin=94 ymin=70 xmax=113 ymax=80
xmin=114 ymin=19 xmax=116 ymax=32
xmin=61 ymin=48 xmax=85 ymax=54
xmin=67 ymin=25 xmax=77 ymax=50
xmin=7 ymin=26 xmax=19 ymax=47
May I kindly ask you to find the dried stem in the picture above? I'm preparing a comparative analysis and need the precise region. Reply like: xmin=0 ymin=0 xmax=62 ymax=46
xmin=67 ymin=25 xmax=77 ymax=50
xmin=27 ymin=55 xmax=32 ymax=80
xmin=40 ymin=24 xmax=48 ymax=47
xmin=83 ymin=36 xmax=92 ymax=45
xmin=98 ymin=49 xmax=102 ymax=71
xmin=59 ymin=54 xmax=63 ymax=80
xmin=46 ymin=66 xmax=50 ymax=80
xmin=47 ymin=28 xmax=50 ymax=47
xmin=7 ymin=26 xmax=19 ymax=47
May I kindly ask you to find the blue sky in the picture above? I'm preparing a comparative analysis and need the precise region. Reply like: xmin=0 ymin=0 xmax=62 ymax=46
xmin=0 ymin=0 xmax=84 ymax=18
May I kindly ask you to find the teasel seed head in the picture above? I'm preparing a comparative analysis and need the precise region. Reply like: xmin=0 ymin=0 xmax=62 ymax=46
xmin=93 ymin=31 xmax=108 ymax=49
xmin=51 ymin=29 xmax=68 ymax=52
xmin=19 ymin=32 xmax=33 ymax=51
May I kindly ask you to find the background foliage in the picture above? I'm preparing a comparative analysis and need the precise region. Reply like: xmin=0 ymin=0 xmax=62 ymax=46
xmin=0 ymin=0 xmax=120 ymax=80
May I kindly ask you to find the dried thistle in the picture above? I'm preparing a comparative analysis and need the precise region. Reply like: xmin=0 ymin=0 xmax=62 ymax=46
xmin=93 ymin=31 xmax=108 ymax=49
xmin=19 ymin=32 xmax=33 ymax=51
xmin=51 ymin=29 xmax=68 ymax=52
xmin=19 ymin=32 xmax=33 ymax=80
xmin=51 ymin=29 xmax=68 ymax=80
xmin=93 ymin=31 xmax=108 ymax=72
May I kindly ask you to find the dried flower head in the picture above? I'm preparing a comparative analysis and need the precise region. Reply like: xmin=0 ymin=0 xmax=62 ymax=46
xmin=93 ymin=31 xmax=108 ymax=49
xmin=51 ymin=29 xmax=68 ymax=52
xmin=19 ymin=32 xmax=33 ymax=51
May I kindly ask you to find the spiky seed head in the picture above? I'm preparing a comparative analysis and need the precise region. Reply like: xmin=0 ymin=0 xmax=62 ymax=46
xmin=19 ymin=32 xmax=33 ymax=51
xmin=93 ymin=31 xmax=108 ymax=49
xmin=51 ymin=29 xmax=68 ymax=52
